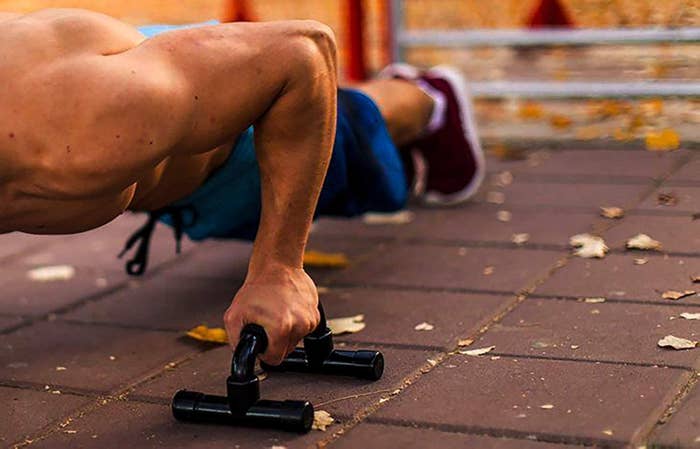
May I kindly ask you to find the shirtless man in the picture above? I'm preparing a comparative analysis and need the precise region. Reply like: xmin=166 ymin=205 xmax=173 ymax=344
xmin=0 ymin=9 xmax=484 ymax=366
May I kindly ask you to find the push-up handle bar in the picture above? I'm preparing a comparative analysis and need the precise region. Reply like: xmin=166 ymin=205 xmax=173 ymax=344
xmin=171 ymin=303 xmax=384 ymax=433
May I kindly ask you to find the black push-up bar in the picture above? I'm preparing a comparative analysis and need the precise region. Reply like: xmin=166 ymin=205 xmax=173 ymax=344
xmin=171 ymin=303 xmax=384 ymax=433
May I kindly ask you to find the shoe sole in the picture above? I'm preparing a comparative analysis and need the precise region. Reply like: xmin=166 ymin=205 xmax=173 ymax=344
xmin=378 ymin=63 xmax=486 ymax=207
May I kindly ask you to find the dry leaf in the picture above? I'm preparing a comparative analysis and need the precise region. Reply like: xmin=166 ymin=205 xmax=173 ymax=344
xmin=640 ymin=98 xmax=664 ymax=117
xmin=583 ymin=297 xmax=606 ymax=304
xmin=495 ymin=171 xmax=513 ymax=187
xmin=657 ymin=335 xmax=697 ymax=350
xmin=569 ymin=233 xmax=608 ymax=259
xmin=680 ymin=313 xmax=700 ymax=320
xmin=457 ymin=338 xmax=474 ymax=347
xmin=540 ymin=404 xmax=555 ymax=409
xmin=511 ymin=233 xmax=530 ymax=246
xmin=186 ymin=325 xmax=228 ymax=344
xmin=327 ymin=315 xmax=366 ymax=335
xmin=626 ymin=234 xmax=662 ymax=251
xmin=312 ymin=410 xmax=334 ymax=431
xmin=691 ymin=275 xmax=700 ymax=283
xmin=600 ymin=207 xmax=625 ymax=219
xmin=602 ymin=429 xmax=615 ymax=436
xmin=612 ymin=127 xmax=635 ymax=142
xmin=575 ymin=125 xmax=602 ymax=140
xmin=303 ymin=251 xmax=349 ymax=268
xmin=414 ymin=322 xmax=435 ymax=331
xmin=645 ymin=128 xmax=680 ymax=152
xmin=489 ymin=144 xmax=526 ymax=161
xmin=483 ymin=265 xmax=495 ymax=276
xmin=657 ymin=192 xmax=678 ymax=206
xmin=634 ymin=258 xmax=649 ymax=265
xmin=460 ymin=346 xmax=495 ymax=356
xmin=550 ymin=114 xmax=572 ymax=129
xmin=486 ymin=191 xmax=505 ymax=204
xmin=570 ymin=345 xmax=580 ymax=349
xmin=27 ymin=265 xmax=76 ymax=282
xmin=662 ymin=290 xmax=696 ymax=300
xmin=518 ymin=101 xmax=544 ymax=119
xmin=497 ymin=210 xmax=512 ymax=222
xmin=363 ymin=210 xmax=414 ymax=225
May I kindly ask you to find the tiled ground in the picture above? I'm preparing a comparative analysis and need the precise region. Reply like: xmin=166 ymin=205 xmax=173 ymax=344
xmin=1 ymin=145 xmax=699 ymax=449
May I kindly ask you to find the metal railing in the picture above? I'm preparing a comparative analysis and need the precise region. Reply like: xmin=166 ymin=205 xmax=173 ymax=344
xmin=390 ymin=0 xmax=700 ymax=98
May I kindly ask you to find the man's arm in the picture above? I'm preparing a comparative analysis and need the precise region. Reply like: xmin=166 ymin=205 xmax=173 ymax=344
xmin=52 ymin=20 xmax=337 ymax=363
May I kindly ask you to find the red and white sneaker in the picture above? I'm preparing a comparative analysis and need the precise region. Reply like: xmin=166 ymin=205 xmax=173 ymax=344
xmin=379 ymin=63 xmax=485 ymax=206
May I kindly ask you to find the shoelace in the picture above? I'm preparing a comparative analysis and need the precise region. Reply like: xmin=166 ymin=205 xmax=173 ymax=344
xmin=118 ymin=205 xmax=197 ymax=276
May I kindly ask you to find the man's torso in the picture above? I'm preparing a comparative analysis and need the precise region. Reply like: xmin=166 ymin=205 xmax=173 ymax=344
xmin=0 ymin=9 xmax=231 ymax=234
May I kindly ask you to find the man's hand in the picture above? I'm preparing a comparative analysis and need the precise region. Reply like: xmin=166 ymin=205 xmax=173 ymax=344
xmin=224 ymin=265 xmax=320 ymax=365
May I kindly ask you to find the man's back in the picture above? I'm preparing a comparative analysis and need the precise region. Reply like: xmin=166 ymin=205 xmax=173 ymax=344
xmin=0 ymin=9 xmax=230 ymax=234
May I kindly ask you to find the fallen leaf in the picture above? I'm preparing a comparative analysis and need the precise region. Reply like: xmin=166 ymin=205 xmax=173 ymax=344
xmin=626 ymin=234 xmax=662 ymax=251
xmin=540 ymin=404 xmax=555 ymax=409
xmin=363 ymin=210 xmax=414 ymax=225
xmin=497 ymin=210 xmax=512 ymax=222
xmin=457 ymin=338 xmax=474 ymax=347
xmin=691 ymin=275 xmax=700 ymax=283
xmin=427 ymin=359 xmax=438 ymax=367
xmin=570 ymin=345 xmax=580 ymax=349
xmin=575 ymin=125 xmax=602 ymax=140
xmin=662 ymin=290 xmax=696 ymax=301
xmin=640 ymin=98 xmax=664 ymax=117
xmin=657 ymin=335 xmax=697 ymax=350
xmin=492 ymin=171 xmax=513 ymax=187
xmin=680 ymin=313 xmax=700 ymax=320
xmin=186 ymin=325 xmax=228 ymax=344
xmin=569 ymin=233 xmax=608 ymax=258
xmin=327 ymin=315 xmax=366 ymax=335
xmin=303 ymin=251 xmax=350 ymax=268
xmin=634 ymin=258 xmax=649 ymax=265
xmin=486 ymin=191 xmax=505 ymax=204
xmin=600 ymin=206 xmax=625 ymax=219
xmin=414 ymin=322 xmax=435 ymax=331
xmin=657 ymin=192 xmax=678 ymax=206
xmin=602 ymin=429 xmax=615 ymax=436
xmin=312 ymin=410 xmax=334 ymax=431
xmin=27 ymin=265 xmax=76 ymax=282
xmin=483 ymin=265 xmax=495 ymax=276
xmin=460 ymin=346 xmax=495 ymax=356
xmin=645 ymin=128 xmax=680 ymax=152
xmin=511 ymin=233 xmax=530 ymax=246
xmin=489 ymin=144 xmax=526 ymax=161
xmin=583 ymin=297 xmax=606 ymax=304
xmin=549 ymin=114 xmax=572 ymax=129
xmin=519 ymin=101 xmax=544 ymax=119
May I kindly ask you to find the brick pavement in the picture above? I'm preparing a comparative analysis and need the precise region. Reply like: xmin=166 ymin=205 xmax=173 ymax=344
xmin=1 ymin=145 xmax=699 ymax=448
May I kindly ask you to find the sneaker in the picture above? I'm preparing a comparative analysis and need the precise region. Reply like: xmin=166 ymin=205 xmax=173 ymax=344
xmin=378 ymin=63 xmax=485 ymax=206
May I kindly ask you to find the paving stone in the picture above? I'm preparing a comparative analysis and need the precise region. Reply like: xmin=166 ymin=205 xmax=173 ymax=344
xmin=476 ymin=297 xmax=700 ymax=368
xmin=533 ymin=253 xmax=700 ymax=305
xmin=372 ymin=356 xmax=687 ymax=444
xmin=491 ymin=182 xmax=647 ymax=210
xmin=512 ymin=149 xmax=686 ymax=178
xmin=0 ymin=321 xmax=196 ymax=392
xmin=604 ymin=214 xmax=700 ymax=255
xmin=665 ymin=155 xmax=700 ymax=184
xmin=637 ymin=186 xmax=700 ymax=214
xmin=0 ymin=267 xmax=126 ymax=316
xmin=0 ymin=316 xmax=23 ymax=332
xmin=316 ymin=208 xmax=597 ymax=249
xmin=0 ymin=386 xmax=89 ymax=446
xmin=321 ymin=288 xmax=513 ymax=349
xmin=13 ymin=219 xmax=195 ymax=274
xmin=63 ymin=275 xmax=236 ymax=331
xmin=331 ymin=423 xmax=583 ymax=449
xmin=156 ymin=239 xmax=251 ymax=281
xmin=30 ymin=399 xmax=326 ymax=449
xmin=0 ymin=232 xmax=53 ymax=261
xmin=651 ymin=382 xmax=700 ymax=448
xmin=331 ymin=244 xmax=562 ymax=294
xmin=132 ymin=344 xmax=436 ymax=420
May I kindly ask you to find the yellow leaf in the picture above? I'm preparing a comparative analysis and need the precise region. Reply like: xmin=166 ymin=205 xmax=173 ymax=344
xmin=639 ymin=98 xmax=663 ymax=117
xmin=186 ymin=325 xmax=228 ymax=344
xmin=549 ymin=114 xmax=572 ymax=129
xmin=645 ymin=128 xmax=680 ymax=152
xmin=489 ymin=143 xmax=526 ymax=161
xmin=303 ymin=250 xmax=349 ymax=268
xmin=312 ymin=410 xmax=334 ymax=431
xmin=574 ymin=125 xmax=601 ymax=140
xmin=612 ymin=128 xmax=634 ymax=142
xmin=518 ymin=101 xmax=543 ymax=120
xmin=327 ymin=315 xmax=366 ymax=335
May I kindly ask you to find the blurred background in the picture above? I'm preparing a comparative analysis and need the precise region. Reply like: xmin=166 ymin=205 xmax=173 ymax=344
xmin=1 ymin=0 xmax=697 ymax=153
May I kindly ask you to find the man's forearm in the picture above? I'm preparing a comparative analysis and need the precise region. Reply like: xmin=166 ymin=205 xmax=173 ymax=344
xmin=246 ymin=28 xmax=338 ymax=275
